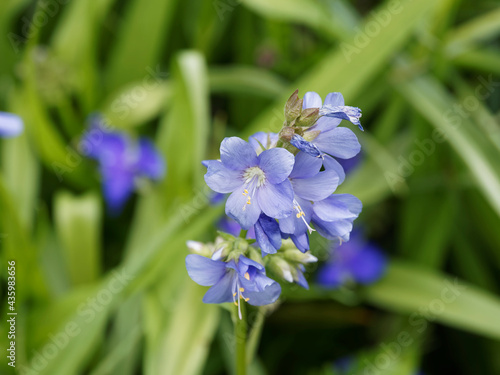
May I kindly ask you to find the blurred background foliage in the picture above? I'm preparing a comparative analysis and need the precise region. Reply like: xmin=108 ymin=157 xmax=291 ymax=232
xmin=1 ymin=0 xmax=500 ymax=374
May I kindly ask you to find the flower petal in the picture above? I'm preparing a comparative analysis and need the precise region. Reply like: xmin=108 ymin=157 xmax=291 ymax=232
xmin=323 ymin=155 xmax=346 ymax=184
xmin=249 ymin=132 xmax=278 ymax=154
xmin=0 ymin=112 xmax=23 ymax=138
xmin=308 ymin=116 xmax=341 ymax=133
xmin=204 ymin=160 xmax=243 ymax=193
xmin=302 ymin=91 xmax=322 ymax=109
xmin=257 ymin=180 xmax=294 ymax=219
xmin=347 ymin=243 xmax=387 ymax=284
xmin=244 ymin=275 xmax=281 ymax=306
xmin=254 ymin=214 xmax=281 ymax=256
xmin=185 ymin=254 xmax=227 ymax=286
xmin=136 ymin=138 xmax=165 ymax=180
xmin=312 ymin=216 xmax=356 ymax=242
xmin=290 ymin=134 xmax=323 ymax=158
xmin=220 ymin=137 xmax=258 ymax=170
xmin=317 ymin=262 xmax=347 ymax=288
xmin=289 ymin=152 xmax=322 ymax=179
xmin=258 ymin=147 xmax=295 ymax=184
xmin=226 ymin=185 xmax=262 ymax=229
xmin=100 ymin=165 xmax=135 ymax=214
xmin=292 ymin=170 xmax=339 ymax=201
xmin=313 ymin=127 xmax=361 ymax=159
xmin=290 ymin=232 xmax=310 ymax=252
xmin=323 ymin=92 xmax=344 ymax=107
xmin=202 ymin=271 xmax=236 ymax=304
xmin=320 ymin=105 xmax=363 ymax=130
xmin=313 ymin=194 xmax=362 ymax=222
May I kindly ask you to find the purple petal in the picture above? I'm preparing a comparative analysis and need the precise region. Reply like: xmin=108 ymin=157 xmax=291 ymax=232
xmin=347 ymin=243 xmax=387 ymax=284
xmin=302 ymin=92 xmax=322 ymax=109
xmin=313 ymin=194 xmax=362 ymax=222
xmin=258 ymin=147 xmax=295 ymax=184
xmin=243 ymin=275 xmax=281 ymax=306
xmin=0 ymin=112 xmax=23 ymax=138
xmin=136 ymin=138 xmax=165 ymax=180
xmin=312 ymin=216 xmax=356 ymax=242
xmin=289 ymin=152 xmax=322 ymax=179
xmin=320 ymin=105 xmax=363 ymax=131
xmin=238 ymin=255 xmax=265 ymax=273
xmin=279 ymin=197 xmax=313 ymax=236
xmin=317 ymin=262 xmax=347 ymax=288
xmin=323 ymin=155 xmax=346 ymax=184
xmin=308 ymin=116 xmax=341 ymax=133
xmin=220 ymin=137 xmax=258 ymax=170
xmin=185 ymin=254 xmax=227 ymax=286
xmin=292 ymin=170 xmax=339 ymax=201
xmin=257 ymin=180 xmax=294 ymax=219
xmin=100 ymin=165 xmax=135 ymax=214
xmin=226 ymin=185 xmax=262 ymax=229
xmin=323 ymin=92 xmax=344 ymax=107
xmin=295 ymin=268 xmax=309 ymax=289
xmin=217 ymin=216 xmax=241 ymax=236
xmin=290 ymin=134 xmax=323 ymax=158
xmin=254 ymin=214 xmax=281 ymax=256
xmin=249 ymin=132 xmax=278 ymax=154
xmin=94 ymin=132 xmax=130 ymax=167
xmin=314 ymin=127 xmax=361 ymax=159
xmin=204 ymin=160 xmax=243 ymax=193
xmin=290 ymin=232 xmax=310 ymax=252
xmin=203 ymin=271 xmax=236 ymax=304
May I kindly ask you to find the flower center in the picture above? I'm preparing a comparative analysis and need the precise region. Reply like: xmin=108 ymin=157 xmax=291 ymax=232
xmin=243 ymin=167 xmax=266 ymax=187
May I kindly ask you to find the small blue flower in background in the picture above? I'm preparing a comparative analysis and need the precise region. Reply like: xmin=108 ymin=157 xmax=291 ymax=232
xmin=203 ymin=136 xmax=295 ymax=229
xmin=0 ymin=112 xmax=24 ymax=138
xmin=333 ymin=356 xmax=423 ymax=374
xmin=248 ymin=131 xmax=278 ymax=154
xmin=317 ymin=230 xmax=387 ymax=288
xmin=81 ymin=116 xmax=165 ymax=213
xmin=186 ymin=254 xmax=281 ymax=318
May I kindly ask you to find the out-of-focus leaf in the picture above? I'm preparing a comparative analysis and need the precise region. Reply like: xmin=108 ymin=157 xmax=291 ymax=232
xmin=365 ymin=261 xmax=500 ymax=340
xmin=209 ymin=66 xmax=287 ymax=98
xmin=101 ymin=81 xmax=171 ymax=129
xmin=452 ymin=48 xmax=500 ymax=76
xmin=105 ymin=0 xmax=178 ymax=91
xmin=445 ymin=7 xmax=500 ymax=57
xmin=395 ymin=65 xmax=500 ymax=218
xmin=148 ymin=280 xmax=219 ymax=375
xmin=54 ymin=191 xmax=102 ymax=285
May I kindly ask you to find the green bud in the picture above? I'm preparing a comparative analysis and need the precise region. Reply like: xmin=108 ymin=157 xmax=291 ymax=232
xmin=283 ymin=249 xmax=318 ymax=264
xmin=279 ymin=126 xmax=295 ymax=143
xmin=284 ymin=89 xmax=303 ymax=124
xmin=296 ymin=107 xmax=320 ymax=128
xmin=268 ymin=256 xmax=294 ymax=283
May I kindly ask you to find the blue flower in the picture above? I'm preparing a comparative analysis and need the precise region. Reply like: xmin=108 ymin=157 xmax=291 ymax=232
xmin=81 ymin=117 xmax=165 ymax=213
xmin=289 ymin=92 xmax=362 ymax=183
xmin=203 ymin=137 xmax=295 ymax=229
xmin=0 ymin=112 xmax=23 ymax=138
xmin=186 ymin=254 xmax=281 ymax=317
xmin=317 ymin=230 xmax=387 ymax=288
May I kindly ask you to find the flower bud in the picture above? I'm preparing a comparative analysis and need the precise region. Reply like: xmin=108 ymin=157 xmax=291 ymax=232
xmin=296 ymin=107 xmax=320 ymax=128
xmin=283 ymin=249 xmax=318 ymax=264
xmin=279 ymin=126 xmax=295 ymax=143
xmin=284 ymin=89 xmax=303 ymax=124
xmin=268 ymin=256 xmax=294 ymax=283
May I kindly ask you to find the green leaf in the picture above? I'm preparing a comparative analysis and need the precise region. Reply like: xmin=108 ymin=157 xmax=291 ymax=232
xmin=54 ymin=191 xmax=102 ymax=285
xmin=365 ymin=261 xmax=500 ymax=340
xmin=105 ymin=0 xmax=178 ymax=91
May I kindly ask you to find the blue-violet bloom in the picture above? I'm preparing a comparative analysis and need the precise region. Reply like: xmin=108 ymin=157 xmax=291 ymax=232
xmin=186 ymin=254 xmax=281 ymax=318
xmin=81 ymin=118 xmax=165 ymax=213
xmin=317 ymin=230 xmax=387 ymax=288
xmin=203 ymin=137 xmax=295 ymax=229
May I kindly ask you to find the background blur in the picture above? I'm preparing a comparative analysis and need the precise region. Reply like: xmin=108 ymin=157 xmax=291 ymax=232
xmin=1 ymin=0 xmax=500 ymax=374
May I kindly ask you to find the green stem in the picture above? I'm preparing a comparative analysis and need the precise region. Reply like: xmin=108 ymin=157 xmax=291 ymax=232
xmin=235 ymin=302 xmax=247 ymax=375
xmin=246 ymin=307 xmax=266 ymax=365
xmin=239 ymin=229 xmax=248 ymax=239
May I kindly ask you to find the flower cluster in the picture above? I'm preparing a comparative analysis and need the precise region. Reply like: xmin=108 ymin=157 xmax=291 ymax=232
xmin=187 ymin=90 xmax=364 ymax=310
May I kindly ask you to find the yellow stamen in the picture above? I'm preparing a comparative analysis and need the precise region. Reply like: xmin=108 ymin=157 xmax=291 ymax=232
xmin=244 ymin=272 xmax=250 ymax=280
xmin=244 ymin=298 xmax=250 ymax=302
xmin=239 ymin=287 xmax=245 ymax=292
xmin=233 ymin=292 xmax=237 ymax=297
xmin=234 ymin=301 xmax=238 ymax=306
